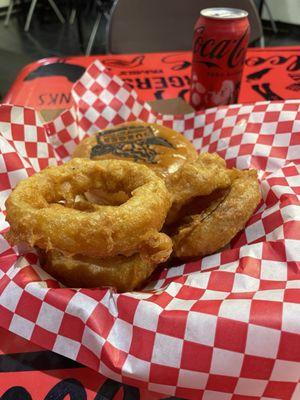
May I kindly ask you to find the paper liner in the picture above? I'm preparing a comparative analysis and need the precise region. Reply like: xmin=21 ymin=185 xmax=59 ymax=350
xmin=1 ymin=61 xmax=300 ymax=399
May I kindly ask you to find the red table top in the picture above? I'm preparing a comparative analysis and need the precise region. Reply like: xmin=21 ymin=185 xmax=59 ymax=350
xmin=0 ymin=326 xmax=161 ymax=399
xmin=5 ymin=47 xmax=300 ymax=110
xmin=2 ymin=47 xmax=300 ymax=399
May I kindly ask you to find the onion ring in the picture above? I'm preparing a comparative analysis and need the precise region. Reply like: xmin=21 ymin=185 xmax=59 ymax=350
xmin=5 ymin=158 xmax=172 ymax=259
xmin=165 ymin=153 xmax=232 ymax=224
xmin=42 ymin=250 xmax=156 ymax=292
xmin=172 ymin=169 xmax=261 ymax=259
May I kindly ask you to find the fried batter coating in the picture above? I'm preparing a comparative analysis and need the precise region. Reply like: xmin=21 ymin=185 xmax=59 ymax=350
xmin=138 ymin=230 xmax=173 ymax=264
xmin=5 ymin=158 xmax=172 ymax=260
xmin=172 ymin=170 xmax=261 ymax=259
xmin=43 ymin=250 xmax=156 ymax=292
xmin=165 ymin=153 xmax=232 ymax=224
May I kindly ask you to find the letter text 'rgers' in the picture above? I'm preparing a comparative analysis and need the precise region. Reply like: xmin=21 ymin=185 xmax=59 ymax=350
xmin=190 ymin=7 xmax=250 ymax=110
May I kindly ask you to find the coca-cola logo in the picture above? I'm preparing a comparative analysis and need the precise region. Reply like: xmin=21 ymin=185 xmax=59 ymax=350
xmin=193 ymin=26 xmax=249 ymax=69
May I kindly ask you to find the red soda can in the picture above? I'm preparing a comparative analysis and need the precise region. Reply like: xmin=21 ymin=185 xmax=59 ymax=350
xmin=190 ymin=8 xmax=250 ymax=110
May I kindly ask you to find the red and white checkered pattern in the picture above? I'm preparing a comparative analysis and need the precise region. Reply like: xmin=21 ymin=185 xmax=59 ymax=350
xmin=1 ymin=61 xmax=300 ymax=399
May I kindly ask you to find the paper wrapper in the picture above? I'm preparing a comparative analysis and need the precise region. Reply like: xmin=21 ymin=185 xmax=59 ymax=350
xmin=1 ymin=61 xmax=300 ymax=399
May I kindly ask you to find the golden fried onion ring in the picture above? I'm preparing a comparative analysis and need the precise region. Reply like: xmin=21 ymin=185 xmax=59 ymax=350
xmin=43 ymin=250 xmax=156 ymax=292
xmin=5 ymin=158 xmax=172 ymax=260
xmin=165 ymin=153 xmax=232 ymax=225
xmin=172 ymin=169 xmax=261 ymax=259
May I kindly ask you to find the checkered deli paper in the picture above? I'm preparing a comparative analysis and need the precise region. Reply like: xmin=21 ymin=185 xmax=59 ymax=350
xmin=1 ymin=61 xmax=300 ymax=400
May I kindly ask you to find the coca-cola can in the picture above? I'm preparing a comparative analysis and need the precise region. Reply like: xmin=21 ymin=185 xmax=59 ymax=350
xmin=190 ymin=7 xmax=250 ymax=110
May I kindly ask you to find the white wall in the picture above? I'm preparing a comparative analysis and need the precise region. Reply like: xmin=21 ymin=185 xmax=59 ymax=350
xmin=262 ymin=0 xmax=300 ymax=25
xmin=0 ymin=0 xmax=9 ymax=6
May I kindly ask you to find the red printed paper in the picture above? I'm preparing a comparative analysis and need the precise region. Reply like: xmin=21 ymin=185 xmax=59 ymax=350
xmin=4 ymin=47 xmax=300 ymax=110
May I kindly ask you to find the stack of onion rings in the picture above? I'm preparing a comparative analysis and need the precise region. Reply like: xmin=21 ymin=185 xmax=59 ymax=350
xmin=5 ymin=122 xmax=261 ymax=292
xmin=6 ymin=158 xmax=172 ymax=291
